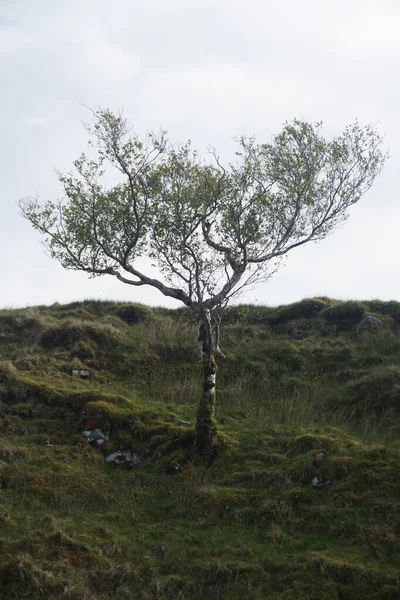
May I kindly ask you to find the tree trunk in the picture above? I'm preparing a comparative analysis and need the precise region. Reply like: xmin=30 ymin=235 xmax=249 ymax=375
xmin=194 ymin=355 xmax=217 ymax=461
xmin=194 ymin=310 xmax=217 ymax=461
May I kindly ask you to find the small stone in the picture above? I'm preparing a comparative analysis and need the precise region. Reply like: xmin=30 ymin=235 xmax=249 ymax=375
xmin=104 ymin=451 xmax=122 ymax=464
xmin=72 ymin=369 xmax=92 ymax=379
xmin=0 ymin=511 xmax=9 ymax=522
xmin=104 ymin=450 xmax=143 ymax=466
xmin=82 ymin=428 xmax=109 ymax=445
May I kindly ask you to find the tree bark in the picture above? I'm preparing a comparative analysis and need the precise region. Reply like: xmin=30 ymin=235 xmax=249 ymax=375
xmin=194 ymin=355 xmax=217 ymax=461
xmin=194 ymin=310 xmax=217 ymax=461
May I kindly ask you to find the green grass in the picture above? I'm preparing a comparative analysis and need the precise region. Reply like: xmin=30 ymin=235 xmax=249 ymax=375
xmin=1 ymin=298 xmax=400 ymax=598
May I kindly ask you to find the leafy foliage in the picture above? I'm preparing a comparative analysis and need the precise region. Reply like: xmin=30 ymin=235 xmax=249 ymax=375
xmin=19 ymin=111 xmax=386 ymax=311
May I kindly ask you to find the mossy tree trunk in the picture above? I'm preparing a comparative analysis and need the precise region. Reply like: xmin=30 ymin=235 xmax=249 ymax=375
xmin=194 ymin=308 xmax=218 ymax=462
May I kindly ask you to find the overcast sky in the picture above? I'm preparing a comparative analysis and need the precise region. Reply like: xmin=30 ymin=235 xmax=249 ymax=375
xmin=1 ymin=0 xmax=399 ymax=309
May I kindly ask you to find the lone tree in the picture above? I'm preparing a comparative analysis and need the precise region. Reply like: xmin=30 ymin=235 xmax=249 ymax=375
xmin=19 ymin=110 xmax=386 ymax=461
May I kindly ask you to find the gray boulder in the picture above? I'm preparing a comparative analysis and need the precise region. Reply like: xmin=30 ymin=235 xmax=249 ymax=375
xmin=356 ymin=315 xmax=384 ymax=334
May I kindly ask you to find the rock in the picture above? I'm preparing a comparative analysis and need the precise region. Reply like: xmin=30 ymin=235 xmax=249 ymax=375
xmin=125 ymin=451 xmax=142 ymax=465
xmin=356 ymin=315 xmax=384 ymax=334
xmin=71 ymin=369 xmax=92 ymax=379
xmin=0 ymin=511 xmax=9 ymax=522
xmin=104 ymin=450 xmax=142 ymax=466
xmin=312 ymin=478 xmax=330 ymax=488
xmin=104 ymin=451 xmax=122 ymax=464
xmin=82 ymin=429 xmax=109 ymax=445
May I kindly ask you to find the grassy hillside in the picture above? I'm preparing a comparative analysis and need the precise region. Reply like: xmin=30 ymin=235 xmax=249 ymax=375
xmin=1 ymin=298 xmax=400 ymax=599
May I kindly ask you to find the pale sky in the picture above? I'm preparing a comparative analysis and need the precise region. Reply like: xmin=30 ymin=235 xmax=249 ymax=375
xmin=1 ymin=0 xmax=399 ymax=309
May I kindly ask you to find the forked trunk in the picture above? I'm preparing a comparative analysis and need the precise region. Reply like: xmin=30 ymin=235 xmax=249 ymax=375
xmin=194 ymin=310 xmax=217 ymax=461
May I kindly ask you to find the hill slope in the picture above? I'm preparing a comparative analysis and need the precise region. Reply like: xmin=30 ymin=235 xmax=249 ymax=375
xmin=0 ymin=299 xmax=400 ymax=599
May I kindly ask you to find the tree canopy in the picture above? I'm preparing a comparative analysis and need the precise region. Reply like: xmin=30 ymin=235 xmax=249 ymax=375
xmin=19 ymin=110 xmax=387 ymax=314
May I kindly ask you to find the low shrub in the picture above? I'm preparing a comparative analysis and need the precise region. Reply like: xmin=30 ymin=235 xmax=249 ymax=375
xmin=340 ymin=365 xmax=400 ymax=415
xmin=115 ymin=303 xmax=153 ymax=325
xmin=363 ymin=299 xmax=400 ymax=325
xmin=0 ymin=313 xmax=42 ymax=334
xmin=0 ymin=360 xmax=18 ymax=383
xmin=223 ymin=305 xmax=275 ymax=325
xmin=270 ymin=298 xmax=333 ymax=325
xmin=0 ymin=310 xmax=53 ymax=348
xmin=40 ymin=320 xmax=120 ymax=349
xmin=320 ymin=301 xmax=367 ymax=330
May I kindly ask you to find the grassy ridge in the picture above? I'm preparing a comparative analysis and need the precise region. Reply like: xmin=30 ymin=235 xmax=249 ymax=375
xmin=0 ymin=299 xmax=400 ymax=599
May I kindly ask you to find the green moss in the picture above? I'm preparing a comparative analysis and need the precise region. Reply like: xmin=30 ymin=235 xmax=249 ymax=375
xmin=82 ymin=400 xmax=135 ymax=433
xmin=289 ymin=433 xmax=337 ymax=453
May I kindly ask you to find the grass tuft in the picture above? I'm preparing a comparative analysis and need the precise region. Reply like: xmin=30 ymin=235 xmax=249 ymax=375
xmin=1 ymin=298 xmax=400 ymax=599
